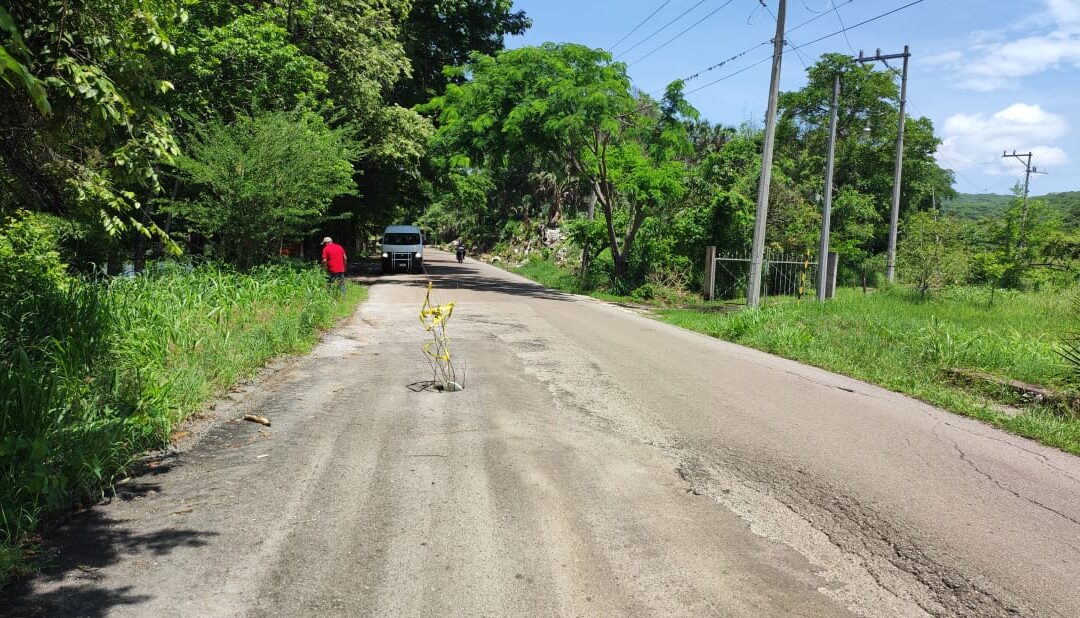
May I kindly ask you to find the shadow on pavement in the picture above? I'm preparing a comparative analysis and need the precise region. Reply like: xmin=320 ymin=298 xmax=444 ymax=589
xmin=352 ymin=252 xmax=575 ymax=303
xmin=2 ymin=473 xmax=218 ymax=617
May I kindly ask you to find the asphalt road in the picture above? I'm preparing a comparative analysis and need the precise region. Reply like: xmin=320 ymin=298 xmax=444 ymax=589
xmin=5 ymin=250 xmax=1080 ymax=617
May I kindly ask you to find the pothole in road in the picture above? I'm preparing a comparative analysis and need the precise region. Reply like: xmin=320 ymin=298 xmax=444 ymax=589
xmin=406 ymin=380 xmax=465 ymax=393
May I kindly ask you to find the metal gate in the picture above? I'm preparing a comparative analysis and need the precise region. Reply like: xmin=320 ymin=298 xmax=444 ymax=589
xmin=704 ymin=248 xmax=819 ymax=303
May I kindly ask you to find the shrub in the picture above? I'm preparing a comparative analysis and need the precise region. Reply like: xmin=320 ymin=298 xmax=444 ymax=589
xmin=1 ymin=257 xmax=357 ymax=569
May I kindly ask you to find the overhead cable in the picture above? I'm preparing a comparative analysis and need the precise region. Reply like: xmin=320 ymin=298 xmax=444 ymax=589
xmin=787 ymin=0 xmax=927 ymax=52
xmin=609 ymin=0 xmax=673 ymax=52
xmin=628 ymin=0 xmax=738 ymax=66
xmin=617 ymin=0 xmax=710 ymax=59
xmin=685 ymin=0 xmax=926 ymax=94
xmin=682 ymin=0 xmax=854 ymax=83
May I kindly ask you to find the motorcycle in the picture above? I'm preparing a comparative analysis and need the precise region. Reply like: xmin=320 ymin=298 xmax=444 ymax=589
xmin=455 ymin=245 xmax=466 ymax=263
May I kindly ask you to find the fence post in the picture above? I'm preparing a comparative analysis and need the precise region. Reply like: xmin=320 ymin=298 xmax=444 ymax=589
xmin=826 ymin=252 xmax=839 ymax=299
xmin=704 ymin=246 xmax=717 ymax=301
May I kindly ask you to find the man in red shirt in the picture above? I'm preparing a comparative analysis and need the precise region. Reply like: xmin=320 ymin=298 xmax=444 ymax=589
xmin=320 ymin=236 xmax=347 ymax=294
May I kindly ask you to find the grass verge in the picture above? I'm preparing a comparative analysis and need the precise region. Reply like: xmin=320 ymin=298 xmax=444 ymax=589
xmin=1 ymin=263 xmax=364 ymax=583
xmin=509 ymin=257 xmax=1079 ymax=455
xmin=657 ymin=286 xmax=1080 ymax=455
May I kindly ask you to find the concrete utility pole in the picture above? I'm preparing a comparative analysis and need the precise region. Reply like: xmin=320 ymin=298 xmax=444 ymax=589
xmin=856 ymin=46 xmax=910 ymax=283
xmin=747 ymin=0 xmax=787 ymax=308
xmin=817 ymin=73 xmax=840 ymax=301
xmin=1002 ymin=150 xmax=1035 ymax=253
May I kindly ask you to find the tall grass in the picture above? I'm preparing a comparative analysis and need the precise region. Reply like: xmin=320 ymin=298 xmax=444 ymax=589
xmin=658 ymin=286 xmax=1080 ymax=454
xmin=0 ymin=263 xmax=363 ymax=575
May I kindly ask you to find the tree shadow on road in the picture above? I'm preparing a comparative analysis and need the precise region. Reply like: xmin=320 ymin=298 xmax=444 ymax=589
xmin=2 ymin=475 xmax=218 ymax=617
xmin=353 ymin=254 xmax=577 ymax=303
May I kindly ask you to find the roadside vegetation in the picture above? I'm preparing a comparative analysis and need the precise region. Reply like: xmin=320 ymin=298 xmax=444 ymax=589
xmin=1 ymin=0 xmax=529 ymax=583
xmin=423 ymin=35 xmax=1077 ymax=459
xmin=0 ymin=213 xmax=364 ymax=578
xmin=3 ymin=0 xmax=1079 ymax=587
xmin=658 ymin=287 xmax=1080 ymax=455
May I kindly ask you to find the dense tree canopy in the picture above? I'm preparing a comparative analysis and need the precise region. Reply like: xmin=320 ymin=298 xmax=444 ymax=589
xmin=0 ymin=0 xmax=531 ymax=268
xmin=425 ymin=43 xmax=697 ymax=279
xmin=0 ymin=1 xmax=184 ymax=240
xmin=396 ymin=0 xmax=531 ymax=107
xmin=1 ymin=0 xmax=1072 ymax=290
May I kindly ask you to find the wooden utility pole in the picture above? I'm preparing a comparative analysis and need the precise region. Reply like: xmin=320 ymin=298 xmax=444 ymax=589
xmin=747 ymin=0 xmax=787 ymax=308
xmin=1002 ymin=150 xmax=1035 ymax=253
xmin=856 ymin=46 xmax=910 ymax=283
xmin=817 ymin=73 xmax=840 ymax=301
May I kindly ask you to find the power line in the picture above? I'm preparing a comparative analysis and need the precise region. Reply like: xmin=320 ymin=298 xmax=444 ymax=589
xmin=628 ymin=0 xmax=738 ymax=66
xmin=683 ymin=44 xmax=770 ymax=84
xmin=787 ymin=0 xmax=927 ymax=52
xmin=801 ymin=0 xmax=834 ymax=13
xmin=831 ymin=1 xmax=857 ymax=54
xmin=684 ymin=0 xmax=926 ymax=95
xmin=609 ymin=0 xmax=673 ymax=52
xmin=761 ymin=2 xmax=811 ymax=69
xmin=617 ymin=0 xmax=710 ymax=59
xmin=686 ymin=54 xmax=774 ymax=94
xmin=682 ymin=0 xmax=853 ymax=84
xmin=787 ymin=0 xmax=854 ymax=35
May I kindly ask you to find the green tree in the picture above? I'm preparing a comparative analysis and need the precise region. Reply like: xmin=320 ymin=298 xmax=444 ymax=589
xmin=899 ymin=211 xmax=968 ymax=297
xmin=168 ymin=111 xmax=357 ymax=268
xmin=396 ymin=0 xmax=531 ymax=108
xmin=966 ymin=186 xmax=1075 ymax=290
xmin=425 ymin=44 xmax=695 ymax=280
xmin=0 ymin=0 xmax=184 ymax=241
xmin=169 ymin=11 xmax=329 ymax=120
xmin=776 ymin=54 xmax=955 ymax=266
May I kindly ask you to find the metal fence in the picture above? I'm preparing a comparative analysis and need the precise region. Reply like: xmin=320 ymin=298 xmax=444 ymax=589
xmin=705 ymin=248 xmax=819 ymax=303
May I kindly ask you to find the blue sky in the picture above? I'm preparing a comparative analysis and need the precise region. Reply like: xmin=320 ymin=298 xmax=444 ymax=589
xmin=506 ymin=0 xmax=1080 ymax=196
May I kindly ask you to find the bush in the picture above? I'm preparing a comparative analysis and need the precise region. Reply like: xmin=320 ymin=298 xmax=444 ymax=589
xmin=0 ymin=255 xmax=359 ymax=569
xmin=1062 ymin=292 xmax=1080 ymax=386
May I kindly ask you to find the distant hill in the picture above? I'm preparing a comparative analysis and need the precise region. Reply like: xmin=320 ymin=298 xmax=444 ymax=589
xmin=942 ymin=192 xmax=1080 ymax=227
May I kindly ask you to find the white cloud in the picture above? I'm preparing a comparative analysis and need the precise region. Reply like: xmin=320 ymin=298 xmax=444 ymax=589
xmin=935 ymin=0 xmax=1080 ymax=91
xmin=937 ymin=103 xmax=1069 ymax=174
xmin=1048 ymin=0 xmax=1080 ymax=27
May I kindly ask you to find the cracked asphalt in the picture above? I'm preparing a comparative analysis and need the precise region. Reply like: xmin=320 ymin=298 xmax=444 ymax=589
xmin=5 ymin=250 xmax=1080 ymax=617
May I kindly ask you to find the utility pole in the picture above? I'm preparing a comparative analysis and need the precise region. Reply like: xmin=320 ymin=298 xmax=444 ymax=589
xmin=856 ymin=45 xmax=910 ymax=283
xmin=1002 ymin=150 xmax=1035 ymax=253
xmin=747 ymin=0 xmax=787 ymax=308
xmin=817 ymin=73 xmax=840 ymax=301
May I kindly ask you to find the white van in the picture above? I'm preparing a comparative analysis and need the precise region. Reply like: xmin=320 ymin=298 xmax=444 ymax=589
xmin=381 ymin=225 xmax=424 ymax=274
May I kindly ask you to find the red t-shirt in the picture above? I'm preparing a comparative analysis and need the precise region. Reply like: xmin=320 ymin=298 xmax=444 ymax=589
xmin=321 ymin=243 xmax=346 ymax=274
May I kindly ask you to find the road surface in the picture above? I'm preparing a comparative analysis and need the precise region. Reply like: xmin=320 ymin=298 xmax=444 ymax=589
xmin=5 ymin=250 xmax=1080 ymax=617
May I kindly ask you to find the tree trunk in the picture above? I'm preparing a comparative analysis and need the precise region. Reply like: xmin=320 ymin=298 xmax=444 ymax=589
xmin=580 ymin=187 xmax=598 ymax=275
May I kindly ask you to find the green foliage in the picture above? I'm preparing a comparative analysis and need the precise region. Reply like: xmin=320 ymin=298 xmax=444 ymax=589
xmin=960 ymin=187 xmax=1076 ymax=291
xmin=774 ymin=53 xmax=954 ymax=261
xmin=1062 ymin=293 xmax=1080 ymax=385
xmin=0 ymin=6 xmax=49 ymax=113
xmin=168 ymin=111 xmax=358 ymax=267
xmin=945 ymin=192 xmax=1080 ymax=226
xmin=397 ymin=0 xmax=531 ymax=107
xmin=0 ymin=0 xmax=184 ymax=240
xmin=426 ymin=43 xmax=696 ymax=281
xmin=0 ymin=211 xmax=68 ymax=293
xmin=171 ymin=12 xmax=329 ymax=119
xmin=0 ymin=260 xmax=364 ymax=572
xmin=419 ymin=171 xmax=496 ymax=241
xmin=658 ymin=285 xmax=1080 ymax=455
xmin=899 ymin=210 xmax=969 ymax=297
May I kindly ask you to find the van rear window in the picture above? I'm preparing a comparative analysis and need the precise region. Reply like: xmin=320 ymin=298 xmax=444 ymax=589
xmin=384 ymin=233 xmax=421 ymax=245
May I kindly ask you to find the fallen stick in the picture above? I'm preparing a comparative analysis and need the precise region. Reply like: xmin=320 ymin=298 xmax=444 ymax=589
xmin=243 ymin=414 xmax=272 ymax=427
